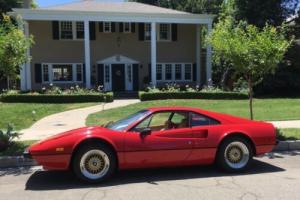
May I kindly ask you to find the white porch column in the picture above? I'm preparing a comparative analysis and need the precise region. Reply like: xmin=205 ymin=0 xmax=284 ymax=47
xmin=84 ymin=20 xmax=91 ymax=88
xmin=196 ymin=24 xmax=201 ymax=85
xmin=151 ymin=22 xmax=157 ymax=87
xmin=206 ymin=22 xmax=213 ymax=83
xmin=24 ymin=22 xmax=31 ymax=90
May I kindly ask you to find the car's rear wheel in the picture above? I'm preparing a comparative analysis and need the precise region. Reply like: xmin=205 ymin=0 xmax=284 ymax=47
xmin=217 ymin=136 xmax=253 ymax=172
xmin=73 ymin=143 xmax=116 ymax=183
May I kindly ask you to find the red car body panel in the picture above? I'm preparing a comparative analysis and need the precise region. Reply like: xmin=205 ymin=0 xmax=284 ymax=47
xmin=27 ymin=107 xmax=276 ymax=170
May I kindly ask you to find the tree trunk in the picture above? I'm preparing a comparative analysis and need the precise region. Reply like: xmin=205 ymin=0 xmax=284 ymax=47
xmin=248 ymin=76 xmax=254 ymax=120
xmin=7 ymin=76 xmax=10 ymax=90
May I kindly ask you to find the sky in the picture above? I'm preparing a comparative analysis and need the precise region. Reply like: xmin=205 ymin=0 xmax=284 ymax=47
xmin=36 ymin=0 xmax=124 ymax=8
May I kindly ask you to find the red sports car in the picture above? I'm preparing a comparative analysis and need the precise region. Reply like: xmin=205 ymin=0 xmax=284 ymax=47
xmin=24 ymin=107 xmax=276 ymax=183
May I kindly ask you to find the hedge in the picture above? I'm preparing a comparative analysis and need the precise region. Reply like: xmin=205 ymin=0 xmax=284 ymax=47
xmin=139 ymin=91 xmax=248 ymax=101
xmin=0 ymin=93 xmax=113 ymax=103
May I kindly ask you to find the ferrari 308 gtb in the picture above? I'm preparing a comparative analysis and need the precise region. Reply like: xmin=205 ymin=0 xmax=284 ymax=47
xmin=24 ymin=107 xmax=276 ymax=183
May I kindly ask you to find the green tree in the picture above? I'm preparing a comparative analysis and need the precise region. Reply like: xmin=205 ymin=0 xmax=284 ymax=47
xmin=234 ymin=0 xmax=299 ymax=28
xmin=208 ymin=18 xmax=291 ymax=119
xmin=0 ymin=15 xmax=33 ymax=89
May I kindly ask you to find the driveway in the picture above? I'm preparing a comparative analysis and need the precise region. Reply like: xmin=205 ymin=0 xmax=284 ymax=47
xmin=0 ymin=151 xmax=300 ymax=200
xmin=19 ymin=99 xmax=140 ymax=140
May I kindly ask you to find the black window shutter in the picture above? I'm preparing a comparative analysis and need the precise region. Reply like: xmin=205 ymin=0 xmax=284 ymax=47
xmin=138 ymin=23 xmax=145 ymax=41
xmin=111 ymin=22 xmax=116 ymax=32
xmin=193 ymin=63 xmax=197 ymax=82
xmin=171 ymin=24 xmax=178 ymax=41
xmin=119 ymin=22 xmax=123 ymax=33
xmin=99 ymin=22 xmax=103 ymax=32
xmin=52 ymin=21 xmax=59 ymax=40
xmin=131 ymin=23 xmax=135 ymax=33
xmin=148 ymin=63 xmax=151 ymax=83
xmin=89 ymin=21 xmax=96 ymax=40
xmin=97 ymin=64 xmax=104 ymax=86
xmin=133 ymin=64 xmax=139 ymax=91
xmin=34 ymin=63 xmax=42 ymax=83
xmin=83 ymin=64 xmax=86 ymax=84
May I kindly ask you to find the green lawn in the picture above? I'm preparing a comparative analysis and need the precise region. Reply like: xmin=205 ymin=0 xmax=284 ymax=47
xmin=277 ymin=128 xmax=300 ymax=141
xmin=0 ymin=102 xmax=99 ymax=130
xmin=86 ymin=99 xmax=300 ymax=126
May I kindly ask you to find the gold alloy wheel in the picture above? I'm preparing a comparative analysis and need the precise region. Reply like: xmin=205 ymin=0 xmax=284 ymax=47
xmin=80 ymin=149 xmax=110 ymax=180
xmin=224 ymin=141 xmax=250 ymax=169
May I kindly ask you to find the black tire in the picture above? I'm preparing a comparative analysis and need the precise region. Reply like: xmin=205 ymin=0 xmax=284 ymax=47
xmin=216 ymin=136 xmax=253 ymax=172
xmin=72 ymin=143 xmax=117 ymax=183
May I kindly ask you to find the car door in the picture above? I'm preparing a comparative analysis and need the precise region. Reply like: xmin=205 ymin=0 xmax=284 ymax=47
xmin=187 ymin=112 xmax=222 ymax=164
xmin=123 ymin=111 xmax=194 ymax=168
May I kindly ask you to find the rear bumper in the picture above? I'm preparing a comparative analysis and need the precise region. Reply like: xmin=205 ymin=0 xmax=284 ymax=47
xmin=256 ymin=144 xmax=275 ymax=156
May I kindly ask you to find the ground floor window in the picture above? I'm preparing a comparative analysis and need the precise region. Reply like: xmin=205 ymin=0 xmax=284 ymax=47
xmin=156 ymin=63 xmax=193 ymax=82
xmin=42 ymin=63 xmax=83 ymax=83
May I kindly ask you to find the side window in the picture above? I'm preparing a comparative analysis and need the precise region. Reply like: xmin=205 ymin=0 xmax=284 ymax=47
xmin=171 ymin=112 xmax=189 ymax=128
xmin=190 ymin=112 xmax=220 ymax=127
xmin=134 ymin=112 xmax=172 ymax=132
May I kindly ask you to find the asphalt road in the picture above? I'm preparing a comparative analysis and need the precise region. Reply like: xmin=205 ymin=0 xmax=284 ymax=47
xmin=1 ymin=152 xmax=300 ymax=200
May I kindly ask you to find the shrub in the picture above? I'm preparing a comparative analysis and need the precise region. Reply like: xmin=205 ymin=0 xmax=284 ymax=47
xmin=139 ymin=91 xmax=248 ymax=101
xmin=0 ymin=124 xmax=20 ymax=152
xmin=0 ymin=93 xmax=113 ymax=103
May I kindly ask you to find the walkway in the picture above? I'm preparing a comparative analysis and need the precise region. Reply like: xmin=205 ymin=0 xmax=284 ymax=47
xmin=19 ymin=99 xmax=140 ymax=141
xmin=270 ymin=120 xmax=300 ymax=129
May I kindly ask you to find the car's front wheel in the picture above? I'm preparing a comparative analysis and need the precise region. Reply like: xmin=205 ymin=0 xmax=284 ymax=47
xmin=217 ymin=136 xmax=253 ymax=172
xmin=73 ymin=143 xmax=116 ymax=183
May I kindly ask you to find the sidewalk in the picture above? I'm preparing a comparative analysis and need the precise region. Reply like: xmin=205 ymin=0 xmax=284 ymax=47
xmin=270 ymin=120 xmax=300 ymax=129
xmin=19 ymin=99 xmax=140 ymax=141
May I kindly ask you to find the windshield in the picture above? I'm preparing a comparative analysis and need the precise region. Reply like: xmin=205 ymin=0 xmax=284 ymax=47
xmin=106 ymin=110 xmax=150 ymax=131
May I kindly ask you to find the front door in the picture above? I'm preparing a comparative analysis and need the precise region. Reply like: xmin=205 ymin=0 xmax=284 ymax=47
xmin=112 ymin=64 xmax=125 ymax=91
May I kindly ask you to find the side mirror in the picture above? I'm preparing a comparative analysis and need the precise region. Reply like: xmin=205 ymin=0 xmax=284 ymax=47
xmin=140 ymin=128 xmax=151 ymax=136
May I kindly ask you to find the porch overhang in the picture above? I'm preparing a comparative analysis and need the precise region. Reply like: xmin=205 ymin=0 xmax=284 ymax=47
xmin=11 ymin=9 xmax=214 ymax=24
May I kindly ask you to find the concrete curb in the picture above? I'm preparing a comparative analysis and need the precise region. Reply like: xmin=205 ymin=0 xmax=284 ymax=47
xmin=1 ymin=140 xmax=300 ymax=169
xmin=0 ymin=156 xmax=37 ymax=168
xmin=273 ymin=140 xmax=300 ymax=151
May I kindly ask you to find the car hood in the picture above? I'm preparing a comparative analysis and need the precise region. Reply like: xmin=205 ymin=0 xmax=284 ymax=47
xmin=38 ymin=126 xmax=111 ymax=144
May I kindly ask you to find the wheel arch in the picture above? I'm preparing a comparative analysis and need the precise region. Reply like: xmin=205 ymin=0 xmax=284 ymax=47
xmin=69 ymin=137 xmax=119 ymax=170
xmin=218 ymin=132 xmax=257 ymax=156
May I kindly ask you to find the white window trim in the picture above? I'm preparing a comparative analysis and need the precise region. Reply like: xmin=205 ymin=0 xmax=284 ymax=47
xmin=103 ymin=22 xmax=112 ymax=33
xmin=123 ymin=22 xmax=131 ymax=33
xmin=59 ymin=21 xmax=84 ymax=41
xmin=41 ymin=63 xmax=83 ymax=83
xmin=156 ymin=63 xmax=193 ymax=82
xmin=144 ymin=23 xmax=172 ymax=42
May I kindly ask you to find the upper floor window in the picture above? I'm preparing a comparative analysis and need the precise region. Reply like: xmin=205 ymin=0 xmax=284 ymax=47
xmin=159 ymin=24 xmax=171 ymax=41
xmin=123 ymin=22 xmax=131 ymax=33
xmin=103 ymin=22 xmax=112 ymax=33
xmin=60 ymin=21 xmax=84 ymax=40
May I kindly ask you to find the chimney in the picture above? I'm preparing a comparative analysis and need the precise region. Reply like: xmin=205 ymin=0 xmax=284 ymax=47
xmin=23 ymin=0 xmax=32 ymax=8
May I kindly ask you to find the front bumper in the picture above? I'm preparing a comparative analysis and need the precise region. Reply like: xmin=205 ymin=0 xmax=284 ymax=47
xmin=23 ymin=148 xmax=32 ymax=159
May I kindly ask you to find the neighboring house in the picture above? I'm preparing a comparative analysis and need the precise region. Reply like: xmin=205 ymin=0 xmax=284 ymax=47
xmin=12 ymin=0 xmax=214 ymax=92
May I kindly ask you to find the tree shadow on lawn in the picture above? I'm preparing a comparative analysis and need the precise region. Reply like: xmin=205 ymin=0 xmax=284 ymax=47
xmin=25 ymin=159 xmax=284 ymax=191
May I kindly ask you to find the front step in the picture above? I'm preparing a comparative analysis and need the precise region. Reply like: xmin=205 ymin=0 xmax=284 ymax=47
xmin=114 ymin=92 xmax=139 ymax=99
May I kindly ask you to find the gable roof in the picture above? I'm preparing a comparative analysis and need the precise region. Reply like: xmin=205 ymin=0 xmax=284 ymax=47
xmin=41 ymin=1 xmax=188 ymax=15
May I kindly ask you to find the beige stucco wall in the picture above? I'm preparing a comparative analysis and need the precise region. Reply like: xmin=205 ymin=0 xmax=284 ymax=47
xmin=29 ymin=20 xmax=197 ymax=90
